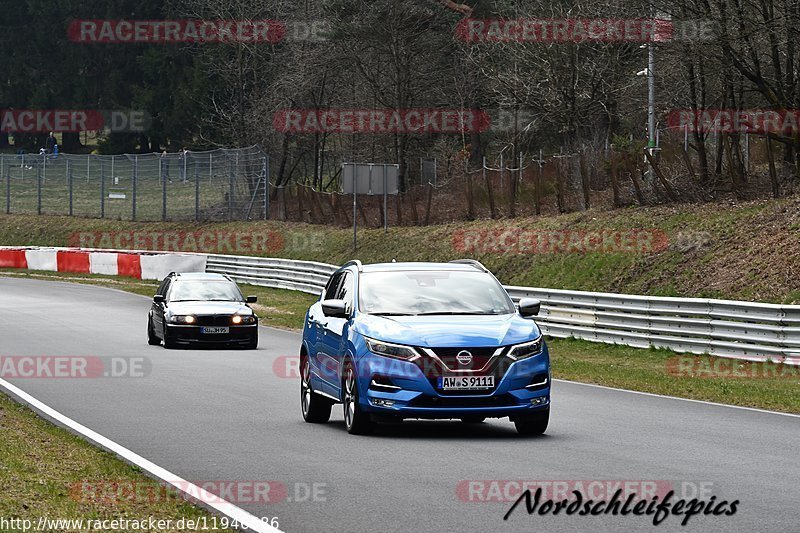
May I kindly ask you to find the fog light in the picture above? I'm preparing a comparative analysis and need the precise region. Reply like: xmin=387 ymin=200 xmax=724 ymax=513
xmin=531 ymin=397 xmax=547 ymax=406
xmin=373 ymin=399 xmax=395 ymax=407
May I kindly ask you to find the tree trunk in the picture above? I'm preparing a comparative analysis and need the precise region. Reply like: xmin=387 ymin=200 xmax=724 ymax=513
xmin=579 ymin=153 xmax=591 ymax=209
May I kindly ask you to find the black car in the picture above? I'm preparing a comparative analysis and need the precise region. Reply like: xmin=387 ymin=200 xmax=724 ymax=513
xmin=147 ymin=272 xmax=259 ymax=349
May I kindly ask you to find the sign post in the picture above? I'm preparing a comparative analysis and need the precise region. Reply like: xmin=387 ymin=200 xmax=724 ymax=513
xmin=343 ymin=162 xmax=399 ymax=250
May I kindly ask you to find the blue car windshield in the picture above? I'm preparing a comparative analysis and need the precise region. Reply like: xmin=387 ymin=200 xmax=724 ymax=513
xmin=169 ymin=281 xmax=243 ymax=302
xmin=359 ymin=271 xmax=515 ymax=316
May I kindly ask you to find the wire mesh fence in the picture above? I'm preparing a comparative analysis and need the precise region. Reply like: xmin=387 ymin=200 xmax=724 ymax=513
xmin=1 ymin=145 xmax=269 ymax=221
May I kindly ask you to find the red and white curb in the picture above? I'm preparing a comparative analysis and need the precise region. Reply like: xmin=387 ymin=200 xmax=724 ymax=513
xmin=0 ymin=247 xmax=207 ymax=280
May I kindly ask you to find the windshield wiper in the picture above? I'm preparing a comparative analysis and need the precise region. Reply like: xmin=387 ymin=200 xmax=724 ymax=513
xmin=370 ymin=312 xmax=417 ymax=316
xmin=414 ymin=311 xmax=500 ymax=316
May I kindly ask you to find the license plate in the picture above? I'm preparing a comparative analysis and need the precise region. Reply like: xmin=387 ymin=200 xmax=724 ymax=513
xmin=437 ymin=375 xmax=495 ymax=390
xmin=201 ymin=326 xmax=229 ymax=334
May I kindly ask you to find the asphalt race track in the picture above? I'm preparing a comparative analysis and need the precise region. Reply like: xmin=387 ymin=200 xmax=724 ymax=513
xmin=1 ymin=277 xmax=798 ymax=532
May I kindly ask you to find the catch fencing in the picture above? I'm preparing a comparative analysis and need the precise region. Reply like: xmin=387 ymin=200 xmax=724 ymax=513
xmin=0 ymin=145 xmax=269 ymax=221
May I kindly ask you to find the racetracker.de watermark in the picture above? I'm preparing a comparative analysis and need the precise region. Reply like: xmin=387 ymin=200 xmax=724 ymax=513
xmin=274 ymin=109 xmax=495 ymax=134
xmin=0 ymin=109 xmax=151 ymax=133
xmin=70 ymin=480 xmax=327 ymax=505
xmin=452 ymin=229 xmax=669 ymax=255
xmin=68 ymin=19 xmax=329 ymax=44
xmin=666 ymin=356 xmax=800 ymax=379
xmin=0 ymin=356 xmax=150 ymax=378
xmin=668 ymin=109 xmax=800 ymax=134
xmin=455 ymin=18 xmax=716 ymax=43
xmin=70 ymin=231 xmax=286 ymax=255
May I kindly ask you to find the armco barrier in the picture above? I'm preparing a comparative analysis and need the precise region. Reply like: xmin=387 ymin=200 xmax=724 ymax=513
xmin=208 ymin=254 xmax=800 ymax=364
xmin=3 ymin=247 xmax=800 ymax=364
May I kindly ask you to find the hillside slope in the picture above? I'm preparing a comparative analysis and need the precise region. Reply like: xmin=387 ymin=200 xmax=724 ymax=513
xmin=1 ymin=197 xmax=799 ymax=303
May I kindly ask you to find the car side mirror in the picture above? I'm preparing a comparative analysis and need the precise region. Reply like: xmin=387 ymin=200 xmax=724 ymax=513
xmin=153 ymin=294 xmax=165 ymax=304
xmin=246 ymin=295 xmax=257 ymax=303
xmin=321 ymin=299 xmax=350 ymax=319
xmin=518 ymin=298 xmax=541 ymax=317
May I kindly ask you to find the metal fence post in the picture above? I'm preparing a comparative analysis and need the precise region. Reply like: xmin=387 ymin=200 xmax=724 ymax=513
xmin=195 ymin=156 xmax=200 ymax=221
xmin=162 ymin=157 xmax=167 ymax=221
xmin=100 ymin=157 xmax=105 ymax=219
xmin=67 ymin=159 xmax=73 ymax=216
xmin=132 ymin=155 xmax=138 ymax=221
xmin=37 ymin=158 xmax=42 ymax=215
xmin=5 ymin=157 xmax=10 ymax=214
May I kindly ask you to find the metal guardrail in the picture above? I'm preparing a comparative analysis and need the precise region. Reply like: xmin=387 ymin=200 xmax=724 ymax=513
xmin=206 ymin=254 xmax=336 ymax=295
xmin=504 ymin=287 xmax=800 ymax=363
xmin=4 ymin=246 xmax=796 ymax=364
xmin=205 ymin=254 xmax=800 ymax=364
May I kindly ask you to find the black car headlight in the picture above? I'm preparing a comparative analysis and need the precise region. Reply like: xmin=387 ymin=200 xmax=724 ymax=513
xmin=232 ymin=314 xmax=257 ymax=325
xmin=507 ymin=338 xmax=543 ymax=361
xmin=365 ymin=338 xmax=421 ymax=362
xmin=169 ymin=315 xmax=196 ymax=324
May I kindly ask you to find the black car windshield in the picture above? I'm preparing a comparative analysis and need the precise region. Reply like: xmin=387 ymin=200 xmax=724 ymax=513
xmin=359 ymin=271 xmax=515 ymax=316
xmin=169 ymin=281 xmax=243 ymax=302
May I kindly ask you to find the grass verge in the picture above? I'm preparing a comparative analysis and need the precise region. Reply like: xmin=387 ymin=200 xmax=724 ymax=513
xmin=0 ymin=391 xmax=235 ymax=532
xmin=2 ymin=269 xmax=797 ymax=414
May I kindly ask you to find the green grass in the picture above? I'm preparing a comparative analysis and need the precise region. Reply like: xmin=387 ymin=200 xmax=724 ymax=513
xmin=2 ymin=269 xmax=797 ymax=414
xmin=0 ymin=392 xmax=235 ymax=532
xmin=549 ymin=339 xmax=800 ymax=413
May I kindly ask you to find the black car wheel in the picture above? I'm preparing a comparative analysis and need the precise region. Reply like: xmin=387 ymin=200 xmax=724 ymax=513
xmin=301 ymin=357 xmax=332 ymax=423
xmin=343 ymin=362 xmax=374 ymax=435
xmin=514 ymin=408 xmax=549 ymax=436
xmin=147 ymin=316 xmax=160 ymax=346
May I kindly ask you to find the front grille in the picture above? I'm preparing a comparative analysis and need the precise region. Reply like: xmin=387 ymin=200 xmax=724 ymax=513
xmin=195 ymin=315 xmax=233 ymax=326
xmin=431 ymin=347 xmax=498 ymax=371
xmin=413 ymin=346 xmax=515 ymax=396
xmin=410 ymin=394 xmax=516 ymax=408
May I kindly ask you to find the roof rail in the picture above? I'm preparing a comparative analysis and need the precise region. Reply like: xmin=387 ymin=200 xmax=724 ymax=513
xmin=449 ymin=259 xmax=488 ymax=272
xmin=341 ymin=260 xmax=363 ymax=272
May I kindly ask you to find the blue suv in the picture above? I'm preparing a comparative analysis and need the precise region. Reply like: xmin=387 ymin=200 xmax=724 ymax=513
xmin=299 ymin=260 xmax=551 ymax=435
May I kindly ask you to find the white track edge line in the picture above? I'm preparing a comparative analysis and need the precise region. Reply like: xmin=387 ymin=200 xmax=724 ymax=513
xmin=554 ymin=378 xmax=800 ymax=418
xmin=0 ymin=378 xmax=282 ymax=533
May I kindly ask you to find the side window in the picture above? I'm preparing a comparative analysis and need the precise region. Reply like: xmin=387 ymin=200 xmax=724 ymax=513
xmin=324 ymin=273 xmax=342 ymax=300
xmin=157 ymin=278 xmax=171 ymax=298
xmin=337 ymin=273 xmax=354 ymax=310
xmin=162 ymin=279 xmax=173 ymax=300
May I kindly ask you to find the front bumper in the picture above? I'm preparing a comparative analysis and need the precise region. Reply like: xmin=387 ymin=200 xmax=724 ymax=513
xmin=356 ymin=351 xmax=550 ymax=420
xmin=167 ymin=324 xmax=258 ymax=345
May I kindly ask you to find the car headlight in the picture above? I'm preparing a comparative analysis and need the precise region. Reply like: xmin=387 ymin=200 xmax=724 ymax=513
xmin=507 ymin=338 xmax=543 ymax=361
xmin=169 ymin=315 xmax=196 ymax=324
xmin=232 ymin=315 xmax=257 ymax=325
xmin=365 ymin=338 xmax=421 ymax=362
